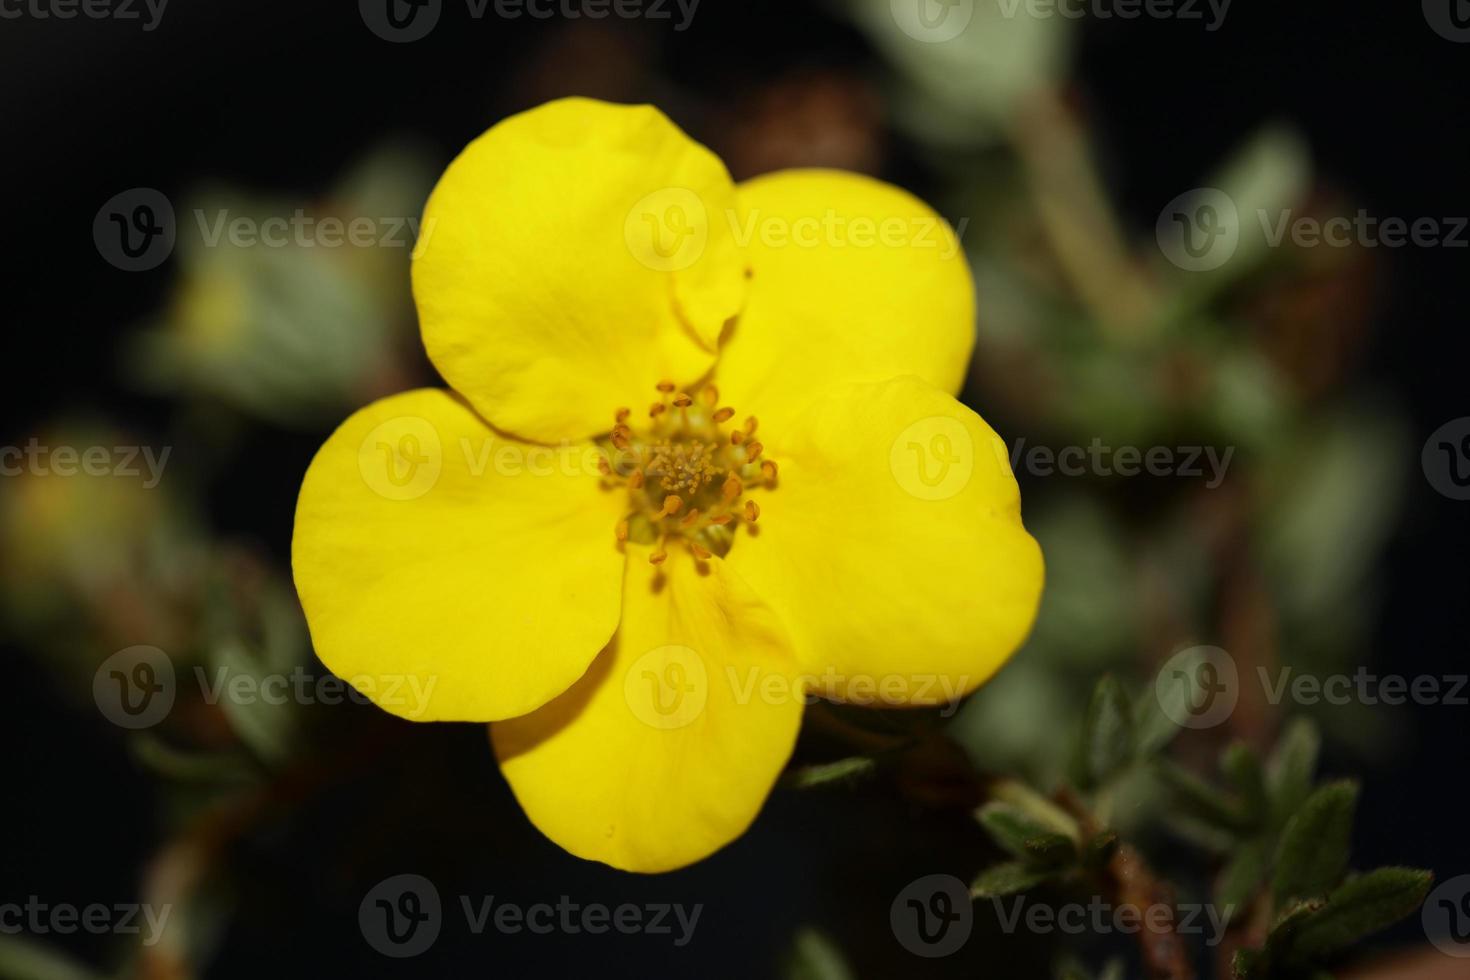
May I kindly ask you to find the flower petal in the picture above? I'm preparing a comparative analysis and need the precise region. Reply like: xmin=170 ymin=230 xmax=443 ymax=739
xmin=715 ymin=169 xmax=975 ymax=433
xmin=492 ymin=547 xmax=803 ymax=873
xmin=292 ymin=388 xmax=625 ymax=722
xmin=413 ymin=97 xmax=747 ymax=444
xmin=724 ymin=375 xmax=1042 ymax=706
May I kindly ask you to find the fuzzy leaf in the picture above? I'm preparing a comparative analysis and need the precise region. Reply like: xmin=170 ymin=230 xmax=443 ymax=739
xmin=1222 ymin=741 xmax=1268 ymax=827
xmin=1279 ymin=868 xmax=1433 ymax=966
xmin=971 ymin=861 xmax=1056 ymax=898
xmin=1156 ymin=760 xmax=1253 ymax=833
xmin=1273 ymin=780 xmax=1359 ymax=904
xmin=1217 ymin=838 xmax=1271 ymax=923
xmin=978 ymin=801 xmax=1061 ymax=858
xmin=1023 ymin=833 xmax=1079 ymax=870
xmin=784 ymin=757 xmax=877 ymax=790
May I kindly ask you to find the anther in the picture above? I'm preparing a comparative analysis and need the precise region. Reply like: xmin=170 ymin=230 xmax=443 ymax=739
xmin=680 ymin=508 xmax=701 ymax=527
xmin=745 ymin=417 xmax=759 ymax=434
xmin=672 ymin=393 xmax=693 ymax=408
xmin=760 ymin=459 xmax=778 ymax=481
xmin=701 ymin=385 xmax=719 ymax=407
xmin=649 ymin=550 xmax=668 ymax=566
xmin=745 ymin=441 xmax=763 ymax=462
xmin=615 ymin=407 xmax=630 ymax=423
xmin=629 ymin=469 xmax=645 ymax=490
xmin=722 ymin=474 xmax=743 ymax=502
xmin=712 ymin=407 xmax=735 ymax=423
xmin=730 ymin=429 xmax=745 ymax=445
xmin=661 ymin=495 xmax=685 ymax=517
xmin=615 ymin=520 xmax=629 ymax=543
xmin=649 ymin=402 xmax=666 ymax=418
xmin=656 ymin=380 xmax=676 ymax=393
xmin=744 ymin=500 xmax=760 ymax=522
xmin=709 ymin=514 xmax=733 ymax=526
xmin=597 ymin=457 xmax=612 ymax=476
xmin=690 ymin=543 xmax=712 ymax=560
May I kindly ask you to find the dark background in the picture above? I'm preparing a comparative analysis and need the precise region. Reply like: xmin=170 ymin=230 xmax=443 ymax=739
xmin=3 ymin=1 xmax=1467 ymax=976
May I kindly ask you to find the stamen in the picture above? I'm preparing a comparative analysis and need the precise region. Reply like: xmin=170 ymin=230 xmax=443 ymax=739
xmin=760 ymin=459 xmax=778 ymax=482
xmin=660 ymin=495 xmax=684 ymax=517
xmin=680 ymin=508 xmax=701 ymax=527
xmin=744 ymin=500 xmax=760 ymax=522
xmin=672 ymin=393 xmax=693 ymax=408
xmin=701 ymin=385 xmax=719 ymax=407
xmin=629 ymin=469 xmax=645 ymax=490
xmin=615 ymin=520 xmax=629 ymax=543
xmin=615 ymin=407 xmax=630 ymax=424
xmin=656 ymin=380 xmax=676 ymax=393
xmin=690 ymin=543 xmax=712 ymax=560
xmin=744 ymin=441 xmax=763 ymax=462
xmin=712 ymin=406 xmax=735 ymax=423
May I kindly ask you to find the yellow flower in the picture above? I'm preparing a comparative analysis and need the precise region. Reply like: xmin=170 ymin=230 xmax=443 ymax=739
xmin=292 ymin=97 xmax=1043 ymax=872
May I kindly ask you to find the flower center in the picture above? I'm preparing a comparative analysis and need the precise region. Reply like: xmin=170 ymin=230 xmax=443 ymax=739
xmin=599 ymin=382 xmax=778 ymax=565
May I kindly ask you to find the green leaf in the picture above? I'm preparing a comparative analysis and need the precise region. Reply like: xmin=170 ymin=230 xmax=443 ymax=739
xmin=1137 ymin=649 xmax=1203 ymax=758
xmin=1079 ymin=676 xmax=1135 ymax=788
xmin=1222 ymin=741 xmax=1268 ymax=827
xmin=1273 ymin=780 xmax=1359 ymax=905
xmin=1155 ymin=760 xmax=1253 ymax=833
xmin=783 ymin=927 xmax=855 ymax=980
xmin=1217 ymin=838 xmax=1271 ymax=923
xmin=1278 ymin=868 xmax=1433 ymax=966
xmin=0 ymin=935 xmax=104 ymax=980
xmin=970 ymin=861 xmax=1056 ymax=899
xmin=784 ymin=756 xmax=877 ymax=790
xmin=1266 ymin=718 xmax=1321 ymax=828
xmin=977 ymin=802 xmax=1063 ymax=858
xmin=1023 ymin=833 xmax=1079 ymax=870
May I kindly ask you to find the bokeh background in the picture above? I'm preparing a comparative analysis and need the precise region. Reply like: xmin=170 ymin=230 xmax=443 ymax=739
xmin=3 ymin=0 xmax=1468 ymax=976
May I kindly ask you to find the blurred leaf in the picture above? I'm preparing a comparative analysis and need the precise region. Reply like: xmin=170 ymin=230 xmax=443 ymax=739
xmin=783 ymin=927 xmax=855 ymax=980
xmin=1266 ymin=718 xmax=1322 ymax=828
xmin=1222 ymin=741 xmax=1268 ymax=827
xmin=785 ymin=756 xmax=876 ymax=790
xmin=841 ymin=0 xmax=1075 ymax=145
xmin=1156 ymin=760 xmax=1253 ymax=834
xmin=1217 ymin=838 xmax=1271 ymax=923
xmin=207 ymin=639 xmax=296 ymax=764
xmin=977 ymin=802 xmax=1062 ymax=858
xmin=1273 ymin=781 xmax=1359 ymax=905
xmin=970 ymin=861 xmax=1056 ymax=899
xmin=1023 ymin=834 xmax=1079 ymax=871
xmin=0 ymin=936 xmax=103 ymax=980
xmin=1078 ymin=676 xmax=1134 ymax=788
xmin=1083 ymin=830 xmax=1120 ymax=871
